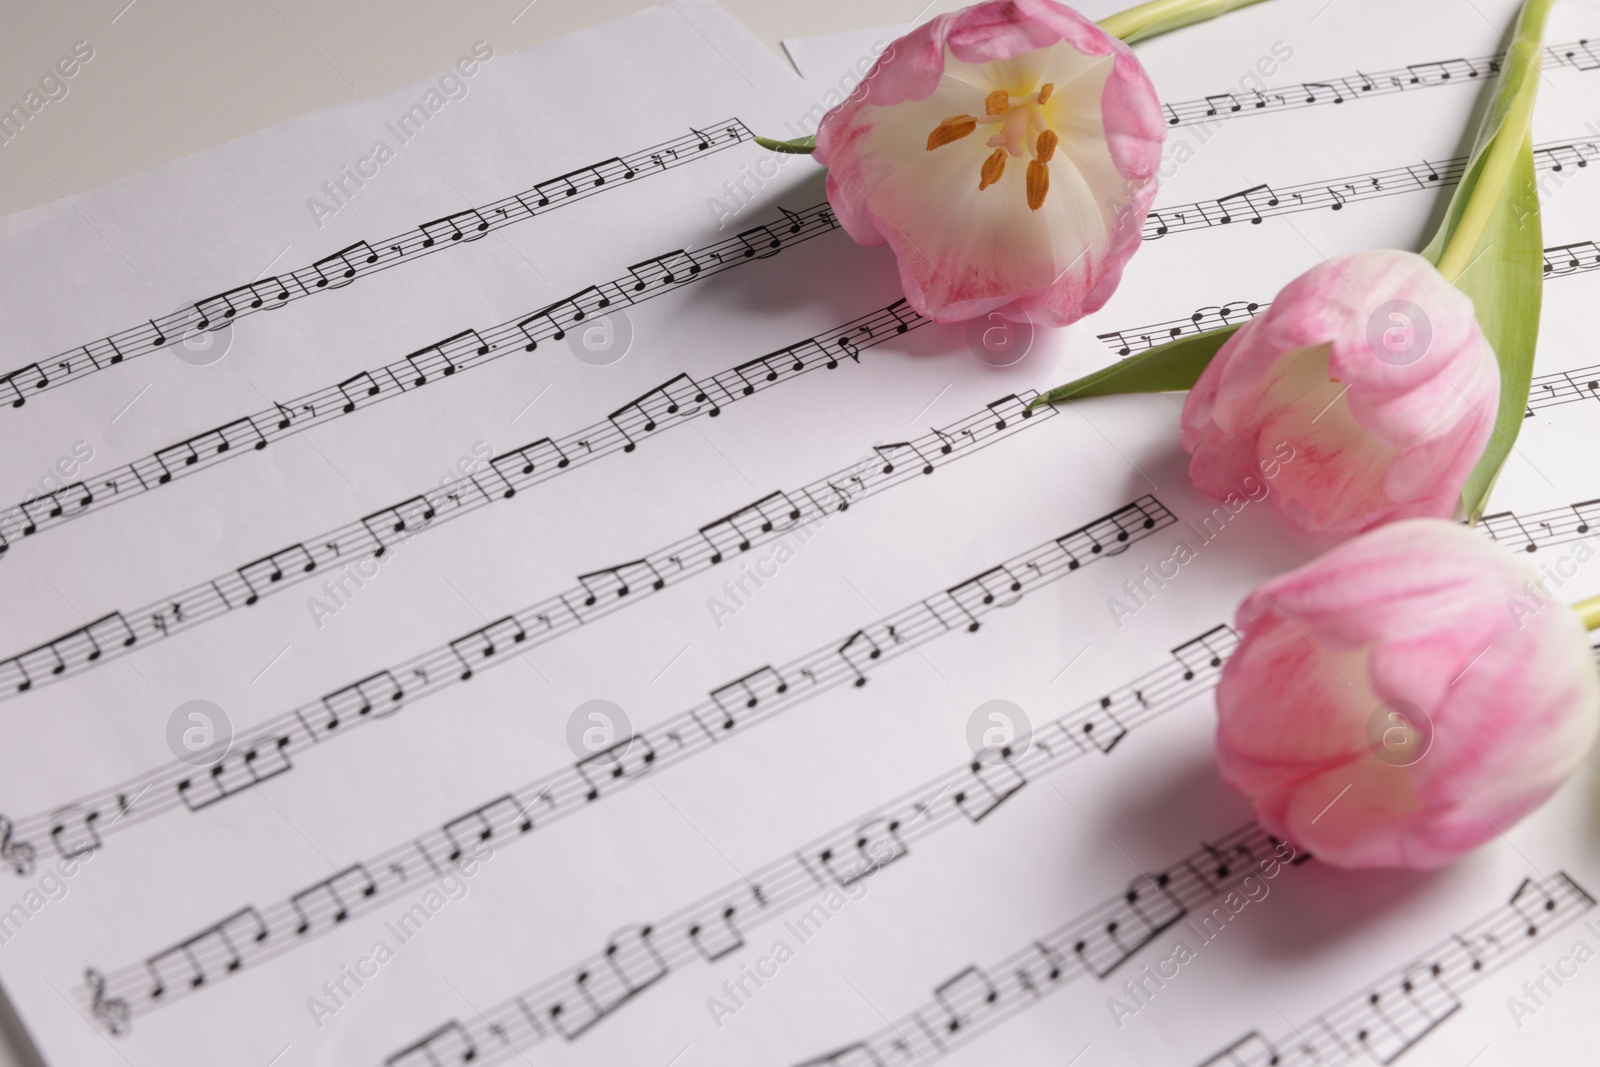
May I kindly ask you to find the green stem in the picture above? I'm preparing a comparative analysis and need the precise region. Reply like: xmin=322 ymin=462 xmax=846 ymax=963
xmin=1099 ymin=0 xmax=1275 ymax=44
xmin=1434 ymin=0 xmax=1557 ymax=281
xmin=1577 ymin=596 xmax=1600 ymax=632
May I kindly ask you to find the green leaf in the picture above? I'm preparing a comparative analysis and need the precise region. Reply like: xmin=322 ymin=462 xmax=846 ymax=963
xmin=1449 ymin=136 xmax=1542 ymax=522
xmin=1420 ymin=0 xmax=1553 ymax=521
xmin=754 ymin=134 xmax=816 ymax=155
xmin=1031 ymin=323 xmax=1241 ymax=408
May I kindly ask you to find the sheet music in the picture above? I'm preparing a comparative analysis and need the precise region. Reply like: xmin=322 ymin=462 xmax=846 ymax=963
xmin=4 ymin=1 xmax=1600 ymax=1065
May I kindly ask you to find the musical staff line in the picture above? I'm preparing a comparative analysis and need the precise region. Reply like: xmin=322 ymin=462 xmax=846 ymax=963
xmin=789 ymin=823 xmax=1301 ymax=1067
xmin=1195 ymin=873 xmax=1595 ymax=1066
xmin=1161 ymin=37 xmax=1600 ymax=130
xmin=86 ymin=497 xmax=1178 ymax=1027
xmin=0 ymin=199 xmax=843 ymax=554
xmin=371 ymin=620 xmax=1235 ymax=1062
xmin=0 ymin=121 xmax=751 ymax=409
xmin=1479 ymin=497 xmax=1600 ymax=554
xmin=368 ymin=623 xmax=1239 ymax=1065
xmin=0 ymin=297 xmax=930 ymax=697
xmin=1140 ymin=135 xmax=1597 ymax=243
xmin=1100 ymin=236 xmax=1600 ymax=356
xmin=0 ymin=393 xmax=1062 ymax=875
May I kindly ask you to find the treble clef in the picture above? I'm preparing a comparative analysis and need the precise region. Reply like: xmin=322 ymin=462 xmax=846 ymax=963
xmin=86 ymin=969 xmax=131 ymax=1036
xmin=0 ymin=816 xmax=35 ymax=876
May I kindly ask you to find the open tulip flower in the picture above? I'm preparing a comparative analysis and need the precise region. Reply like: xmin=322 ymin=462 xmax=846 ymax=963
xmin=1180 ymin=250 xmax=1501 ymax=537
xmin=812 ymin=0 xmax=1164 ymax=326
xmin=1215 ymin=519 xmax=1600 ymax=869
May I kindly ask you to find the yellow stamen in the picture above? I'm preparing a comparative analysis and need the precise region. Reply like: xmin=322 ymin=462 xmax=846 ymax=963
xmin=1034 ymin=129 xmax=1058 ymax=164
xmin=926 ymin=114 xmax=978 ymax=151
xmin=1026 ymin=159 xmax=1049 ymax=210
xmin=1037 ymin=82 xmax=1054 ymax=105
xmin=985 ymin=89 xmax=1010 ymax=116
xmin=979 ymin=149 xmax=1007 ymax=191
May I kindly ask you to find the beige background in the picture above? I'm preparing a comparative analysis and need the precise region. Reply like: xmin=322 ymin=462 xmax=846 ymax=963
xmin=0 ymin=0 xmax=927 ymax=217
xmin=0 ymin=4 xmax=931 ymax=1062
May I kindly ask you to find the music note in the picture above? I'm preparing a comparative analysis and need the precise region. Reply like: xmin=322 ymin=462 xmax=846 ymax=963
xmin=943 ymin=566 xmax=1024 ymax=632
xmin=1216 ymin=183 xmax=1279 ymax=225
xmin=1509 ymin=877 xmax=1558 ymax=936
xmin=1570 ymin=499 xmax=1600 ymax=535
xmin=709 ymin=666 xmax=788 ymax=724
xmin=49 ymin=805 xmax=102 ymax=859
xmin=874 ymin=440 xmax=935 ymax=476
xmin=1078 ymin=693 xmax=1129 ymax=754
xmin=385 ymin=1021 xmax=479 ymax=1067
xmin=953 ymin=757 xmax=1028 ymax=823
xmin=735 ymin=224 xmax=783 ymax=258
xmin=193 ymin=278 xmax=291 ymax=327
xmin=1303 ymin=80 xmax=1346 ymax=103
xmin=577 ymin=560 xmax=665 ymax=606
xmin=487 ymin=438 xmax=569 ymax=498
xmin=319 ymin=670 xmax=406 ymax=727
xmin=536 ymin=286 xmax=612 ymax=340
xmin=697 ymin=492 xmax=802 ymax=563
xmin=0 ymin=363 xmax=49 ymax=408
xmin=563 ymin=926 xmax=671 ymax=1035
xmin=290 ymin=865 xmax=377 ymax=934
xmin=1480 ymin=511 xmax=1539 ymax=553
xmin=448 ymin=616 xmax=529 ymax=680
xmin=931 ymin=966 xmax=1002 ymax=1033
xmin=360 ymin=496 xmax=437 ymax=556
xmin=687 ymin=900 xmax=747 ymax=961
xmin=837 ymin=630 xmax=882 ymax=687
xmin=624 ymin=249 xmax=702 ymax=291
xmin=1171 ymin=626 xmax=1236 ymax=682
xmin=986 ymin=393 xmax=1035 ymax=430
xmin=419 ymin=209 xmax=490 ymax=246
xmin=533 ymin=163 xmax=611 ymax=206
xmin=441 ymin=795 xmax=534 ymax=860
xmin=310 ymin=241 xmax=377 ymax=287
xmin=609 ymin=373 xmax=717 ymax=446
xmin=236 ymin=545 xmax=317 ymax=605
xmin=337 ymin=371 xmax=382 ymax=412
xmin=402 ymin=337 xmax=457 ymax=385
xmin=575 ymin=736 xmax=657 ymax=801
xmin=816 ymin=817 xmax=908 ymax=887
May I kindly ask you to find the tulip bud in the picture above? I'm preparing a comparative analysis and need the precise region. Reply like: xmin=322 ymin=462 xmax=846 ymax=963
xmin=1215 ymin=519 xmax=1599 ymax=869
xmin=1181 ymin=250 xmax=1500 ymax=536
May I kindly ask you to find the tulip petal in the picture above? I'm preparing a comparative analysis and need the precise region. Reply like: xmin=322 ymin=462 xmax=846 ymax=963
xmin=815 ymin=0 xmax=1163 ymax=327
xmin=1181 ymin=250 xmax=1500 ymax=534
xmin=1215 ymin=519 xmax=1600 ymax=870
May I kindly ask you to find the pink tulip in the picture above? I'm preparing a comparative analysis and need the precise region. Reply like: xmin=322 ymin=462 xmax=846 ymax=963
xmin=1181 ymin=250 xmax=1500 ymax=536
xmin=1216 ymin=519 xmax=1599 ymax=869
xmin=812 ymin=0 xmax=1163 ymax=327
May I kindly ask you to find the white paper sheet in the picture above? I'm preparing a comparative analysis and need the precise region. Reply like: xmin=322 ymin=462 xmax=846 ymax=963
xmin=2 ymin=1 xmax=1600 ymax=1065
